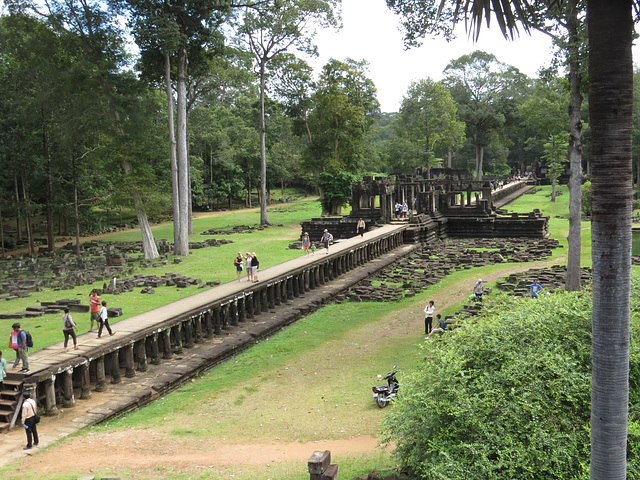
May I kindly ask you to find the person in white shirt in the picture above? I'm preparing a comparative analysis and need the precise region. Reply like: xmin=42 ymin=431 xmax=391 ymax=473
xmin=21 ymin=392 xmax=38 ymax=449
xmin=424 ymin=300 xmax=436 ymax=335
xmin=97 ymin=301 xmax=116 ymax=338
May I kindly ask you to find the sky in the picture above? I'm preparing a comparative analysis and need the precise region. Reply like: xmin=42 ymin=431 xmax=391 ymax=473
xmin=307 ymin=0 xmax=558 ymax=113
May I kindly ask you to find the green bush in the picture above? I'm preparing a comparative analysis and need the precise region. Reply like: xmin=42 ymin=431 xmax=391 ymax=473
xmin=382 ymin=288 xmax=640 ymax=479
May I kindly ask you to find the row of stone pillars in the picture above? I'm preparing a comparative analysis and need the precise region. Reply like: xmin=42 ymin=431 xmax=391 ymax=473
xmin=24 ymin=230 xmax=405 ymax=419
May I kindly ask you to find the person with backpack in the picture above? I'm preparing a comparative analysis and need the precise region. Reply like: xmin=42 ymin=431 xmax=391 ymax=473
xmin=21 ymin=391 xmax=38 ymax=450
xmin=12 ymin=323 xmax=30 ymax=373
xmin=320 ymin=229 xmax=333 ymax=254
xmin=62 ymin=308 xmax=79 ymax=352
xmin=8 ymin=328 xmax=20 ymax=369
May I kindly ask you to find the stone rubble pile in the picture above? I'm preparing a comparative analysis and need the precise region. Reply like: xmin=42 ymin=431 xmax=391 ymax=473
xmin=337 ymin=237 xmax=560 ymax=303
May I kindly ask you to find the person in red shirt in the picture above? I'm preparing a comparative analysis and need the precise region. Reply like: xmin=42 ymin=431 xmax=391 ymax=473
xmin=89 ymin=290 xmax=100 ymax=332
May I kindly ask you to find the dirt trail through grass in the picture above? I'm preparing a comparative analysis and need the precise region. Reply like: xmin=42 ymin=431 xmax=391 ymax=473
xmin=12 ymin=256 xmax=563 ymax=478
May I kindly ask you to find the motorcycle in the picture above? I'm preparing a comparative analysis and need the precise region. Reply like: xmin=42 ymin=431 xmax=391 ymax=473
xmin=372 ymin=366 xmax=399 ymax=408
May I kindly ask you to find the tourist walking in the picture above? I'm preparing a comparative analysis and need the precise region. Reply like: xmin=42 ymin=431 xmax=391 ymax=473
xmin=474 ymin=279 xmax=484 ymax=303
xmin=21 ymin=392 xmax=38 ymax=450
xmin=89 ymin=289 xmax=100 ymax=332
xmin=402 ymin=202 xmax=409 ymax=218
xmin=424 ymin=300 xmax=435 ymax=335
xmin=251 ymin=252 xmax=260 ymax=282
xmin=395 ymin=202 xmax=401 ymax=218
xmin=302 ymin=232 xmax=311 ymax=256
xmin=245 ymin=252 xmax=254 ymax=282
xmin=320 ymin=229 xmax=333 ymax=254
xmin=62 ymin=308 xmax=79 ymax=352
xmin=8 ymin=328 xmax=20 ymax=369
xmin=234 ymin=252 xmax=244 ymax=282
xmin=0 ymin=350 xmax=7 ymax=391
xmin=12 ymin=323 xmax=29 ymax=373
xmin=97 ymin=301 xmax=115 ymax=338
xmin=356 ymin=218 xmax=366 ymax=237
xmin=530 ymin=279 xmax=542 ymax=299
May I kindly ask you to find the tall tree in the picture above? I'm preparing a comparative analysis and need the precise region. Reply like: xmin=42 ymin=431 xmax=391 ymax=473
xmin=389 ymin=1 xmax=635 ymax=477
xmin=443 ymin=51 xmax=528 ymax=180
xmin=235 ymin=0 xmax=339 ymax=225
xmin=387 ymin=0 xmax=587 ymax=290
xmin=395 ymin=78 xmax=465 ymax=175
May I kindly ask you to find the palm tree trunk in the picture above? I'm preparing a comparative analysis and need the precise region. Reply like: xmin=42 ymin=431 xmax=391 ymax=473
xmin=588 ymin=1 xmax=633 ymax=478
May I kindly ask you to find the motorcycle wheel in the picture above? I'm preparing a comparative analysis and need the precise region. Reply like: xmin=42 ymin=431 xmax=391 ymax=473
xmin=376 ymin=396 xmax=389 ymax=408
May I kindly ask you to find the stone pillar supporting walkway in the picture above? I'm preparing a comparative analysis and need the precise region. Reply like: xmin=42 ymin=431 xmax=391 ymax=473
xmin=14 ymin=225 xmax=405 ymax=431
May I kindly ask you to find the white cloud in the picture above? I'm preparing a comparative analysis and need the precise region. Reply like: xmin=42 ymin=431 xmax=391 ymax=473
xmin=307 ymin=0 xmax=575 ymax=112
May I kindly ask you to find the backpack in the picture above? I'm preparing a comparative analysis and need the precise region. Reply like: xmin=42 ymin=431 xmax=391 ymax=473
xmin=24 ymin=330 xmax=33 ymax=348
xmin=63 ymin=314 xmax=73 ymax=329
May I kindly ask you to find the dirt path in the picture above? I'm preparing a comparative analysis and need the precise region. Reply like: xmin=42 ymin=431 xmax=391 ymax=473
xmin=7 ymin=256 xmax=564 ymax=478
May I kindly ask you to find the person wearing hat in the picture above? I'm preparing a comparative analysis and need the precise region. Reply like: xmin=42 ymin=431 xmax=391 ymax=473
xmin=21 ymin=391 xmax=38 ymax=449
xmin=301 ymin=232 xmax=311 ymax=256
xmin=62 ymin=308 xmax=79 ymax=352
xmin=474 ymin=279 xmax=484 ymax=303
xmin=320 ymin=229 xmax=332 ymax=254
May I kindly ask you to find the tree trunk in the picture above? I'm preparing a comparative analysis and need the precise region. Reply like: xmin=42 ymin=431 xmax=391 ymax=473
xmin=175 ymin=45 xmax=190 ymax=256
xmin=588 ymin=2 xmax=632 ymax=479
xmin=447 ymin=148 xmax=453 ymax=168
xmin=565 ymin=3 xmax=584 ymax=292
xmin=165 ymin=54 xmax=180 ymax=251
xmin=476 ymin=144 xmax=484 ymax=180
xmin=21 ymin=173 xmax=34 ymax=255
xmin=0 ymin=202 xmax=5 ymax=255
xmin=14 ymin=174 xmax=21 ymax=242
xmin=74 ymin=174 xmax=81 ymax=257
xmin=259 ymin=62 xmax=270 ymax=226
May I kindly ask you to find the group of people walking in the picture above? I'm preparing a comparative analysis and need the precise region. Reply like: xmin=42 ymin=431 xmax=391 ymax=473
xmin=234 ymin=251 xmax=260 ymax=282
xmin=394 ymin=201 xmax=409 ymax=218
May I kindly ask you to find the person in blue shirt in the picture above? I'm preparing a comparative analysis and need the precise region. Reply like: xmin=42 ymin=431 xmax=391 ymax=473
xmin=530 ymin=280 xmax=542 ymax=299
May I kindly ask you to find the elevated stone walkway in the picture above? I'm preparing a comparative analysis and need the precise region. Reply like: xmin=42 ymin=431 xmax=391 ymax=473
xmin=0 ymin=224 xmax=408 ymax=462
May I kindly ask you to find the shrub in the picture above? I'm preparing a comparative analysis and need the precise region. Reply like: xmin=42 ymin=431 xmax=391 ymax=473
xmin=382 ymin=288 xmax=640 ymax=479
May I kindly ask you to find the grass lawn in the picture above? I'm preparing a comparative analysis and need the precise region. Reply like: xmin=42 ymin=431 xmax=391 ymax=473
xmin=0 ymin=185 xmax=594 ymax=480
xmin=0 ymin=198 xmax=323 ymax=353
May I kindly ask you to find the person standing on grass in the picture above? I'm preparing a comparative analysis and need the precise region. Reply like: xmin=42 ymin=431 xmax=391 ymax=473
xmin=251 ymin=252 xmax=260 ymax=282
xmin=530 ymin=279 xmax=542 ymax=299
xmin=356 ymin=218 xmax=366 ymax=237
xmin=424 ymin=300 xmax=435 ymax=335
xmin=0 ymin=350 xmax=7 ymax=391
xmin=302 ymin=232 xmax=311 ymax=256
xmin=12 ymin=323 xmax=29 ymax=373
xmin=97 ymin=301 xmax=115 ymax=338
xmin=234 ymin=252 xmax=244 ymax=282
xmin=8 ymin=329 xmax=20 ymax=369
xmin=89 ymin=289 xmax=100 ymax=332
xmin=21 ymin=392 xmax=38 ymax=450
xmin=62 ymin=308 xmax=79 ymax=352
